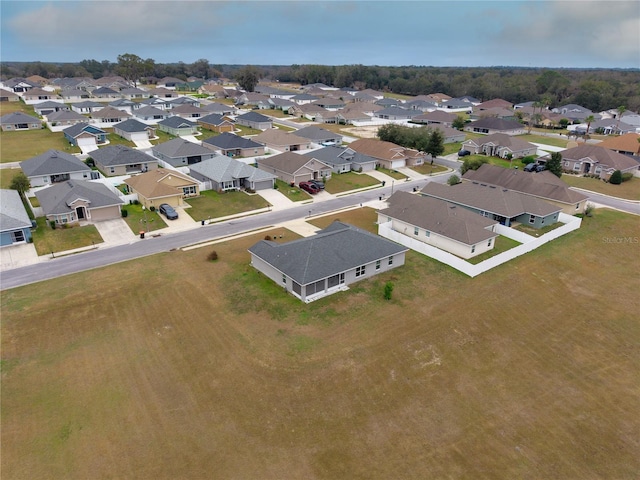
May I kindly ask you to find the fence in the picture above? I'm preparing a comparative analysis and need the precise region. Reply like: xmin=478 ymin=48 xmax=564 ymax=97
xmin=378 ymin=213 xmax=582 ymax=278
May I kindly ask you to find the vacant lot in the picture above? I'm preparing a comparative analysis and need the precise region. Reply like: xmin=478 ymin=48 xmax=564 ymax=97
xmin=0 ymin=128 xmax=81 ymax=163
xmin=2 ymin=209 xmax=638 ymax=479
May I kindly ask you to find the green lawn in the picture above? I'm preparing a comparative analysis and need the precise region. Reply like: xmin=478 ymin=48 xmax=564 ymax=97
xmin=513 ymin=220 xmax=566 ymax=236
xmin=185 ymin=189 xmax=271 ymax=221
xmin=120 ymin=204 xmax=167 ymax=235
xmin=466 ymin=236 xmax=521 ymax=265
xmin=517 ymin=134 xmax=569 ymax=148
xmin=260 ymin=109 xmax=290 ymax=118
xmin=234 ymin=125 xmax=262 ymax=136
xmin=443 ymin=141 xmax=463 ymax=155
xmin=0 ymin=168 xmax=21 ymax=189
xmin=1 ymin=128 xmax=81 ymax=163
xmin=377 ymin=167 xmax=407 ymax=180
xmin=561 ymin=174 xmax=640 ymax=201
xmin=275 ymin=179 xmax=311 ymax=202
xmin=0 ymin=100 xmax=34 ymax=116
xmin=102 ymin=130 xmax=137 ymax=149
xmin=31 ymin=217 xmax=103 ymax=255
xmin=411 ymin=163 xmax=449 ymax=175
xmin=324 ymin=171 xmax=379 ymax=194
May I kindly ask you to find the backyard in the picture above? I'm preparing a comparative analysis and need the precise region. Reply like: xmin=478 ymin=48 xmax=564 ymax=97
xmin=184 ymin=189 xmax=271 ymax=221
xmin=561 ymin=174 xmax=640 ymax=201
xmin=1 ymin=208 xmax=638 ymax=479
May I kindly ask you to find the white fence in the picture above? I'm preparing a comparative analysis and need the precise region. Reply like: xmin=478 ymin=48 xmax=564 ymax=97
xmin=378 ymin=213 xmax=582 ymax=278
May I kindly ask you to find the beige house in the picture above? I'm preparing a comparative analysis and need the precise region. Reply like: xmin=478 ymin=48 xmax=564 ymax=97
xmin=257 ymin=151 xmax=332 ymax=185
xmin=253 ymin=129 xmax=312 ymax=152
xmin=124 ymin=168 xmax=200 ymax=208
xmin=462 ymin=133 xmax=537 ymax=158
xmin=349 ymin=138 xmax=426 ymax=169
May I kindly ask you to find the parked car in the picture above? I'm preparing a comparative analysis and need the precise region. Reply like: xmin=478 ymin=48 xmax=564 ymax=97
xmin=308 ymin=179 xmax=325 ymax=190
xmin=158 ymin=203 xmax=178 ymax=220
xmin=524 ymin=162 xmax=537 ymax=172
xmin=458 ymin=150 xmax=471 ymax=157
xmin=535 ymin=164 xmax=546 ymax=172
xmin=299 ymin=181 xmax=320 ymax=194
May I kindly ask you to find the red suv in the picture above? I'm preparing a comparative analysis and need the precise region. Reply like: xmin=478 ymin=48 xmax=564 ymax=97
xmin=299 ymin=181 xmax=320 ymax=194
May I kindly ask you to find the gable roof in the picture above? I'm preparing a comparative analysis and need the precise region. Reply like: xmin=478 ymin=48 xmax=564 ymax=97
xmin=248 ymin=222 xmax=408 ymax=285
xmin=36 ymin=180 xmax=122 ymax=215
xmin=152 ymin=137 xmax=212 ymax=158
xmin=0 ymin=189 xmax=32 ymax=232
xmin=46 ymin=110 xmax=87 ymax=122
xmin=558 ymin=144 xmax=639 ymax=171
xmin=157 ymin=116 xmax=197 ymax=128
xmin=124 ymin=168 xmax=198 ymax=199
xmin=468 ymin=117 xmax=523 ymax=131
xmin=134 ymin=106 xmax=168 ymax=117
xmin=236 ymin=111 xmax=271 ymax=123
xmin=62 ymin=122 xmax=106 ymax=138
xmin=462 ymin=163 xmax=588 ymax=204
xmin=349 ymin=138 xmax=423 ymax=161
xmin=464 ymin=132 xmax=535 ymax=151
xmin=189 ymin=156 xmax=276 ymax=183
xmin=0 ymin=111 xmax=42 ymax=125
xmin=198 ymin=113 xmax=234 ymax=126
xmin=597 ymin=133 xmax=640 ymax=154
xmin=305 ymin=146 xmax=377 ymax=167
xmin=89 ymin=145 xmax=156 ymax=167
xmin=294 ymin=125 xmax=342 ymax=142
xmin=476 ymin=98 xmax=513 ymax=110
xmin=114 ymin=118 xmax=154 ymax=133
xmin=376 ymin=106 xmax=421 ymax=117
xmin=90 ymin=106 xmax=130 ymax=119
xmin=203 ymin=132 xmax=262 ymax=150
xmin=253 ymin=129 xmax=310 ymax=147
xmin=20 ymin=150 xmax=90 ymax=176
xmin=257 ymin=151 xmax=331 ymax=175
xmin=413 ymin=110 xmax=457 ymax=122
xmin=379 ymin=191 xmax=498 ymax=245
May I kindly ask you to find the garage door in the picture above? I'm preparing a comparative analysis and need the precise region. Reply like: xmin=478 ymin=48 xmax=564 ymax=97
xmin=78 ymin=137 xmax=96 ymax=147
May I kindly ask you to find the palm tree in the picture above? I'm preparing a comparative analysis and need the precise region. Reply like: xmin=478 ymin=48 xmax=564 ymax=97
xmin=615 ymin=105 xmax=626 ymax=133
xmin=584 ymin=115 xmax=595 ymax=142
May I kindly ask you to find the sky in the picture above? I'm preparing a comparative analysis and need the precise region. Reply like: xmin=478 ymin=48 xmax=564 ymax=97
xmin=1 ymin=0 xmax=639 ymax=69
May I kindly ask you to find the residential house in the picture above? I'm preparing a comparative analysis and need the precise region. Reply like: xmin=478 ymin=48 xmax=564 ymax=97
xmin=290 ymin=93 xmax=319 ymax=105
xmin=123 ymin=168 xmax=200 ymax=208
xmin=248 ymin=221 xmax=408 ymax=302
xmin=202 ymin=132 xmax=265 ymax=157
xmin=342 ymin=102 xmax=382 ymax=115
xmin=2 ymin=78 xmax=37 ymax=93
xmin=576 ymin=118 xmax=637 ymax=135
xmin=91 ymin=87 xmax=121 ymax=100
xmin=462 ymin=163 xmax=588 ymax=214
xmin=170 ymin=104 xmax=208 ymax=119
xmin=439 ymin=98 xmax=473 ymax=112
xmin=235 ymin=111 xmax=273 ymax=130
xmin=420 ymin=181 xmax=561 ymax=229
xmin=0 ymin=112 xmax=42 ymax=131
xmin=25 ymin=75 xmax=49 ymax=87
xmin=133 ymin=106 xmax=171 ymax=123
xmin=149 ymin=87 xmax=180 ymax=98
xmin=189 ymin=155 xmax=276 ymax=192
xmin=375 ymin=98 xmax=401 ymax=108
xmin=256 ymin=151 xmax=332 ymax=185
xmin=22 ymin=87 xmax=60 ymax=103
xmin=461 ymin=133 xmax=537 ymax=158
xmin=294 ymin=126 xmax=343 ymax=145
xmin=470 ymin=107 xmax=517 ymax=121
xmin=304 ymin=146 xmax=377 ymax=174
xmin=202 ymin=102 xmax=237 ymax=115
xmin=597 ymin=133 xmax=640 ymax=156
xmin=268 ymin=97 xmax=296 ymax=113
xmin=45 ymin=110 xmax=88 ymax=127
xmin=349 ymin=138 xmax=426 ymax=169
xmin=198 ymin=84 xmax=227 ymax=97
xmin=311 ymin=98 xmax=346 ymax=110
xmin=289 ymin=103 xmax=328 ymax=121
xmin=253 ymin=129 xmax=312 ymax=152
xmin=404 ymin=99 xmax=438 ymax=113
xmin=71 ymin=100 xmax=104 ymax=115
xmin=167 ymin=96 xmax=201 ymax=109
xmin=426 ymin=125 xmax=466 ymax=144
xmin=60 ymin=88 xmax=91 ymax=102
xmin=157 ymin=77 xmax=184 ymax=90
xmin=412 ymin=110 xmax=457 ymax=127
xmin=313 ymin=110 xmax=339 ymax=124
xmin=90 ymin=106 xmax=131 ymax=124
xmin=33 ymin=101 xmax=68 ymax=116
xmin=35 ymin=180 xmax=123 ymax=225
xmin=90 ymin=145 xmax=158 ymax=176
xmin=554 ymin=144 xmax=639 ymax=179
xmin=336 ymin=109 xmax=370 ymax=125
xmin=120 ymin=87 xmax=149 ymax=99
xmin=465 ymin=117 xmax=525 ymax=135
xmin=475 ymin=98 xmax=514 ymax=110
xmin=0 ymin=189 xmax=33 ymax=246
xmin=152 ymin=137 xmax=217 ymax=167
xmin=109 ymin=98 xmax=137 ymax=115
xmin=157 ymin=116 xmax=199 ymax=136
xmin=20 ymin=150 xmax=94 ymax=187
xmin=552 ymin=104 xmax=600 ymax=123
xmin=197 ymin=113 xmax=235 ymax=133
xmin=236 ymin=92 xmax=270 ymax=108
xmin=0 ymin=88 xmax=20 ymax=102
xmin=377 ymin=191 xmax=498 ymax=259
xmin=113 ymin=118 xmax=156 ymax=142
xmin=62 ymin=123 xmax=107 ymax=149
xmin=375 ymin=106 xmax=421 ymax=121
xmin=136 ymin=97 xmax=171 ymax=110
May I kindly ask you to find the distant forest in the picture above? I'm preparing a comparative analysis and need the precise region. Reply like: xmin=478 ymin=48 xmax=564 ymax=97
xmin=2 ymin=59 xmax=640 ymax=112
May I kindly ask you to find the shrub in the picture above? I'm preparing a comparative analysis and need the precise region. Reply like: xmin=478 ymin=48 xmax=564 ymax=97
xmin=521 ymin=156 xmax=536 ymax=165
xmin=447 ymin=174 xmax=461 ymax=185
xmin=621 ymin=172 xmax=633 ymax=183
xmin=49 ymin=220 xmax=56 ymax=229
xmin=133 ymin=199 xmax=140 ymax=205
xmin=121 ymin=209 xmax=128 ymax=218
xmin=273 ymin=183 xmax=278 ymax=189
xmin=207 ymin=250 xmax=218 ymax=262
xmin=609 ymin=170 xmax=623 ymax=185
xmin=584 ymin=202 xmax=595 ymax=217
xmin=149 ymin=205 xmax=156 ymax=212
xmin=384 ymin=281 xmax=394 ymax=301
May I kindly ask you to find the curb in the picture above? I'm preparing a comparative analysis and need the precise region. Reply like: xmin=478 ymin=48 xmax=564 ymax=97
xmin=570 ymin=187 xmax=640 ymax=204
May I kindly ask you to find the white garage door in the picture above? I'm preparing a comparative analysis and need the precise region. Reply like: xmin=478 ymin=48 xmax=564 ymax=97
xmin=78 ymin=137 xmax=96 ymax=147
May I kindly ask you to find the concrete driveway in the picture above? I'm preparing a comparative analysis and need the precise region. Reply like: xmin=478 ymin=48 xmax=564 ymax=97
xmin=255 ymin=188 xmax=295 ymax=210
xmin=155 ymin=206 xmax=199 ymax=233
xmin=0 ymin=243 xmax=40 ymax=271
xmin=133 ymin=140 xmax=153 ymax=149
xmin=94 ymin=218 xmax=137 ymax=246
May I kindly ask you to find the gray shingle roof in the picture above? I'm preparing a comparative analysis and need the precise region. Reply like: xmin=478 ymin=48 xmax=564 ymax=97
xmin=248 ymin=222 xmax=407 ymax=285
xmin=114 ymin=118 xmax=153 ymax=133
xmin=257 ymin=151 xmax=330 ymax=175
xmin=46 ymin=110 xmax=87 ymax=122
xmin=152 ymin=137 xmax=212 ymax=158
xmin=157 ymin=116 xmax=197 ymax=128
xmin=35 ymin=180 xmax=122 ymax=215
xmin=0 ymin=189 xmax=32 ymax=232
xmin=294 ymin=126 xmax=342 ymax=142
xmin=0 ymin=112 xmax=42 ymax=125
xmin=203 ymin=132 xmax=262 ymax=150
xmin=198 ymin=113 xmax=232 ymax=126
xmin=20 ymin=150 xmax=91 ymax=177
xmin=237 ymin=111 xmax=270 ymax=123
xmin=89 ymin=145 xmax=156 ymax=167
xmin=62 ymin=122 xmax=106 ymax=138
xmin=469 ymin=117 xmax=523 ymax=131
xmin=189 ymin=156 xmax=275 ymax=183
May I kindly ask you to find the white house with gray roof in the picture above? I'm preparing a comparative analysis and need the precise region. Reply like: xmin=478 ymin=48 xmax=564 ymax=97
xmin=249 ymin=221 xmax=408 ymax=303
xmin=152 ymin=137 xmax=218 ymax=167
xmin=188 ymin=156 xmax=276 ymax=192
xmin=0 ymin=189 xmax=33 ymax=246
xmin=90 ymin=145 xmax=158 ymax=176
xmin=20 ymin=150 xmax=95 ymax=187
xmin=0 ymin=112 xmax=43 ymax=131
xmin=235 ymin=111 xmax=272 ymax=130
xmin=157 ymin=116 xmax=199 ymax=136
xmin=113 ymin=118 xmax=156 ymax=142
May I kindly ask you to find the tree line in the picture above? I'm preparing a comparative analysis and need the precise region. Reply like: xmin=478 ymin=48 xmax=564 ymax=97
xmin=2 ymin=56 xmax=639 ymax=112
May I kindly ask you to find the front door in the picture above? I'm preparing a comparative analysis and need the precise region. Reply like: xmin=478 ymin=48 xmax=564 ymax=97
xmin=76 ymin=206 xmax=86 ymax=220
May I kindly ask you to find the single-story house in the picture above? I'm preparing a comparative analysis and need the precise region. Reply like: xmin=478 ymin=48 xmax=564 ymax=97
xmin=0 ymin=88 xmax=20 ymax=102
xmin=70 ymin=100 xmax=104 ymax=115
xmin=597 ymin=133 xmax=640 ymax=156
xmin=236 ymin=92 xmax=270 ymax=108
xmin=470 ymin=107 xmax=517 ymax=121
xmin=90 ymin=145 xmax=158 ymax=176
xmin=420 ymin=181 xmax=561 ymax=229
xmin=202 ymin=102 xmax=237 ymax=115
xmin=60 ymin=88 xmax=91 ymax=102
xmin=136 ymin=97 xmax=170 ymax=110
xmin=149 ymin=87 xmax=179 ymax=98
xmin=253 ymin=129 xmax=312 ymax=152
xmin=202 ymin=132 xmax=265 ymax=157
xmin=45 ymin=110 xmax=88 ymax=127
xmin=90 ymin=87 xmax=121 ymax=100
xmin=377 ymin=191 xmax=498 ymax=259
xmin=256 ymin=151 xmax=332 ymax=185
xmin=553 ymin=144 xmax=639 ymax=180
xmin=152 ymin=137 xmax=218 ymax=167
xmin=157 ymin=116 xmax=199 ymax=136
xmin=235 ymin=111 xmax=273 ymax=130
xmin=62 ymin=123 xmax=107 ymax=148
xmin=123 ymin=168 xmax=200 ymax=208
xmin=35 ymin=179 xmax=123 ymax=226
xmin=20 ymin=150 xmax=94 ymax=187
xmin=552 ymin=104 xmax=600 ymax=123
xmin=22 ymin=87 xmax=60 ymax=103
xmin=120 ymin=87 xmax=149 ymax=99
xmin=113 ymin=118 xmax=156 ymax=142
xmin=336 ymin=109 xmax=370 ymax=125
xmin=133 ymin=106 xmax=171 ymax=123
xmin=412 ymin=110 xmax=457 ymax=126
xmin=33 ymin=101 xmax=68 ymax=116
xmin=304 ymin=146 xmax=377 ymax=174
xmin=0 ymin=112 xmax=42 ymax=131
xmin=248 ymin=221 xmax=408 ymax=302
xmin=429 ymin=125 xmax=466 ymax=144
xmin=294 ymin=126 xmax=343 ymax=145
xmin=167 ymin=96 xmax=201 ymax=109
xmin=462 ymin=163 xmax=588 ymax=214
xmin=348 ymin=138 xmax=426 ymax=169
xmin=0 ymin=189 xmax=33 ymax=246
xmin=404 ymin=99 xmax=439 ymax=112
xmin=109 ymin=98 xmax=137 ymax=115
xmin=197 ymin=113 xmax=235 ymax=133
xmin=170 ymin=104 xmax=208 ymax=119
xmin=189 ymin=155 xmax=277 ymax=192
xmin=461 ymin=133 xmax=537 ymax=158
xmin=312 ymin=98 xmax=346 ymax=110
xmin=269 ymin=97 xmax=296 ymax=113
xmin=464 ymin=117 xmax=525 ymax=135
xmin=156 ymin=78 xmax=183 ymax=90
xmin=90 ymin=106 xmax=131 ymax=124
xmin=375 ymin=106 xmax=421 ymax=121
xmin=475 ymin=98 xmax=514 ymax=110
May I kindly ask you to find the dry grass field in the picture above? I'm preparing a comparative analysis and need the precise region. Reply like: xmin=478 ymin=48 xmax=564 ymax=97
xmin=1 ymin=208 xmax=639 ymax=479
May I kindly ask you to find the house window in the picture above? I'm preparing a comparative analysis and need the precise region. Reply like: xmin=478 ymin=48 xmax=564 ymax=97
xmin=388 ymin=256 xmax=393 ymax=266
xmin=573 ymin=163 xmax=580 ymax=171
xmin=355 ymin=265 xmax=366 ymax=277
xmin=471 ymin=245 xmax=476 ymax=253
xmin=564 ymin=161 xmax=569 ymax=167
xmin=595 ymin=167 xmax=601 ymax=174
xmin=376 ymin=260 xmax=381 ymax=270
xmin=425 ymin=230 xmax=430 ymax=237
xmin=182 ymin=185 xmax=197 ymax=196
xmin=414 ymin=226 xmax=419 ymax=235
xmin=529 ymin=215 xmax=535 ymax=224
xmin=576 ymin=203 xmax=580 ymax=210
xmin=282 ymin=273 xmax=286 ymax=284
xmin=487 ymin=239 xmax=492 ymax=247
xmin=110 ymin=167 xmax=115 ymax=174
